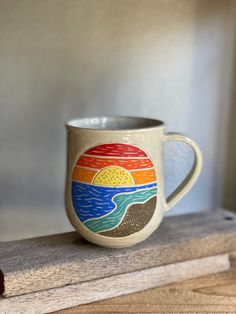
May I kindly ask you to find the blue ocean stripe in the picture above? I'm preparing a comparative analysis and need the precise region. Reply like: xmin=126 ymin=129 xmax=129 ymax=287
xmin=72 ymin=182 xmax=157 ymax=222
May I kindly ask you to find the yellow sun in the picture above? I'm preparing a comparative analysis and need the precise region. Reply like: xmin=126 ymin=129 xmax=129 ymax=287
xmin=93 ymin=166 xmax=134 ymax=186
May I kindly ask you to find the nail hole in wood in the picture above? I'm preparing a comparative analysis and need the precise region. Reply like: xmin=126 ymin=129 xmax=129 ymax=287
xmin=224 ymin=216 xmax=234 ymax=221
xmin=0 ymin=269 xmax=4 ymax=296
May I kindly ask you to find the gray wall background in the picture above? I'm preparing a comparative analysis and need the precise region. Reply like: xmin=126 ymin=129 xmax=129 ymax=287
xmin=0 ymin=0 xmax=236 ymax=240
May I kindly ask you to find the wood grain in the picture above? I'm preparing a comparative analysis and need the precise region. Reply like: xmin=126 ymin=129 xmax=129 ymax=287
xmin=56 ymin=251 xmax=236 ymax=314
xmin=1 ymin=209 xmax=236 ymax=297
xmin=0 ymin=254 xmax=230 ymax=314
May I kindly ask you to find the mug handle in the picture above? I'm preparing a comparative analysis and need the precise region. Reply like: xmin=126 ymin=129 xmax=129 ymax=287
xmin=163 ymin=132 xmax=203 ymax=211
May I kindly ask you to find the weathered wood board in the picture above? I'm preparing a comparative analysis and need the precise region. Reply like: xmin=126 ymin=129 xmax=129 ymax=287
xmin=56 ymin=251 xmax=236 ymax=314
xmin=0 ymin=254 xmax=230 ymax=314
xmin=0 ymin=209 xmax=236 ymax=297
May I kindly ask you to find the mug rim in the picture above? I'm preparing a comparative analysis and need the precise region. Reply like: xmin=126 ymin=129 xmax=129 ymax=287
xmin=66 ymin=116 xmax=165 ymax=132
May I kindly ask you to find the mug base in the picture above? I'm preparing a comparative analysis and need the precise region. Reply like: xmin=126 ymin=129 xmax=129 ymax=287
xmin=73 ymin=224 xmax=160 ymax=248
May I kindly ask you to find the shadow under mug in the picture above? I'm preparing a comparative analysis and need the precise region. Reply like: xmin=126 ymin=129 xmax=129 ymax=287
xmin=65 ymin=116 xmax=202 ymax=248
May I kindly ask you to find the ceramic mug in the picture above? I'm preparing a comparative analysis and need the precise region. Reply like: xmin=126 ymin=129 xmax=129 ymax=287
xmin=65 ymin=116 xmax=202 ymax=248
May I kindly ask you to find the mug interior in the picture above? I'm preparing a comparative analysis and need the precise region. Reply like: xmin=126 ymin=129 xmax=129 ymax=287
xmin=67 ymin=116 xmax=164 ymax=130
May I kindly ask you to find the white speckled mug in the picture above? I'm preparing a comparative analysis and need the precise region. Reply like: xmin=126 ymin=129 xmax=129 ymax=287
xmin=65 ymin=116 xmax=202 ymax=248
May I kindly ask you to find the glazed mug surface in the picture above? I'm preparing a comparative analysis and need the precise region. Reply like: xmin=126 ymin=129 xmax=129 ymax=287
xmin=65 ymin=116 xmax=202 ymax=248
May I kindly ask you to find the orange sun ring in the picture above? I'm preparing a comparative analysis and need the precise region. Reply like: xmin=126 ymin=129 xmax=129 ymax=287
xmin=72 ymin=166 xmax=156 ymax=185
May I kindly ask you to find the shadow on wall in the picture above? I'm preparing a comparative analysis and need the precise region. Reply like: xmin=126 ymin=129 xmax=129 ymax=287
xmin=166 ymin=0 xmax=236 ymax=214
xmin=223 ymin=34 xmax=236 ymax=210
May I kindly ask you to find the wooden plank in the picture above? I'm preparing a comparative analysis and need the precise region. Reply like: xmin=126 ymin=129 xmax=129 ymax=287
xmin=1 ymin=209 xmax=236 ymax=297
xmin=56 ymin=251 xmax=236 ymax=314
xmin=0 ymin=254 xmax=230 ymax=314
xmin=53 ymin=252 xmax=236 ymax=314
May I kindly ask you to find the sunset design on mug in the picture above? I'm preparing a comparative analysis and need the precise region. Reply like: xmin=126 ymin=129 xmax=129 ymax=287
xmin=71 ymin=143 xmax=157 ymax=237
